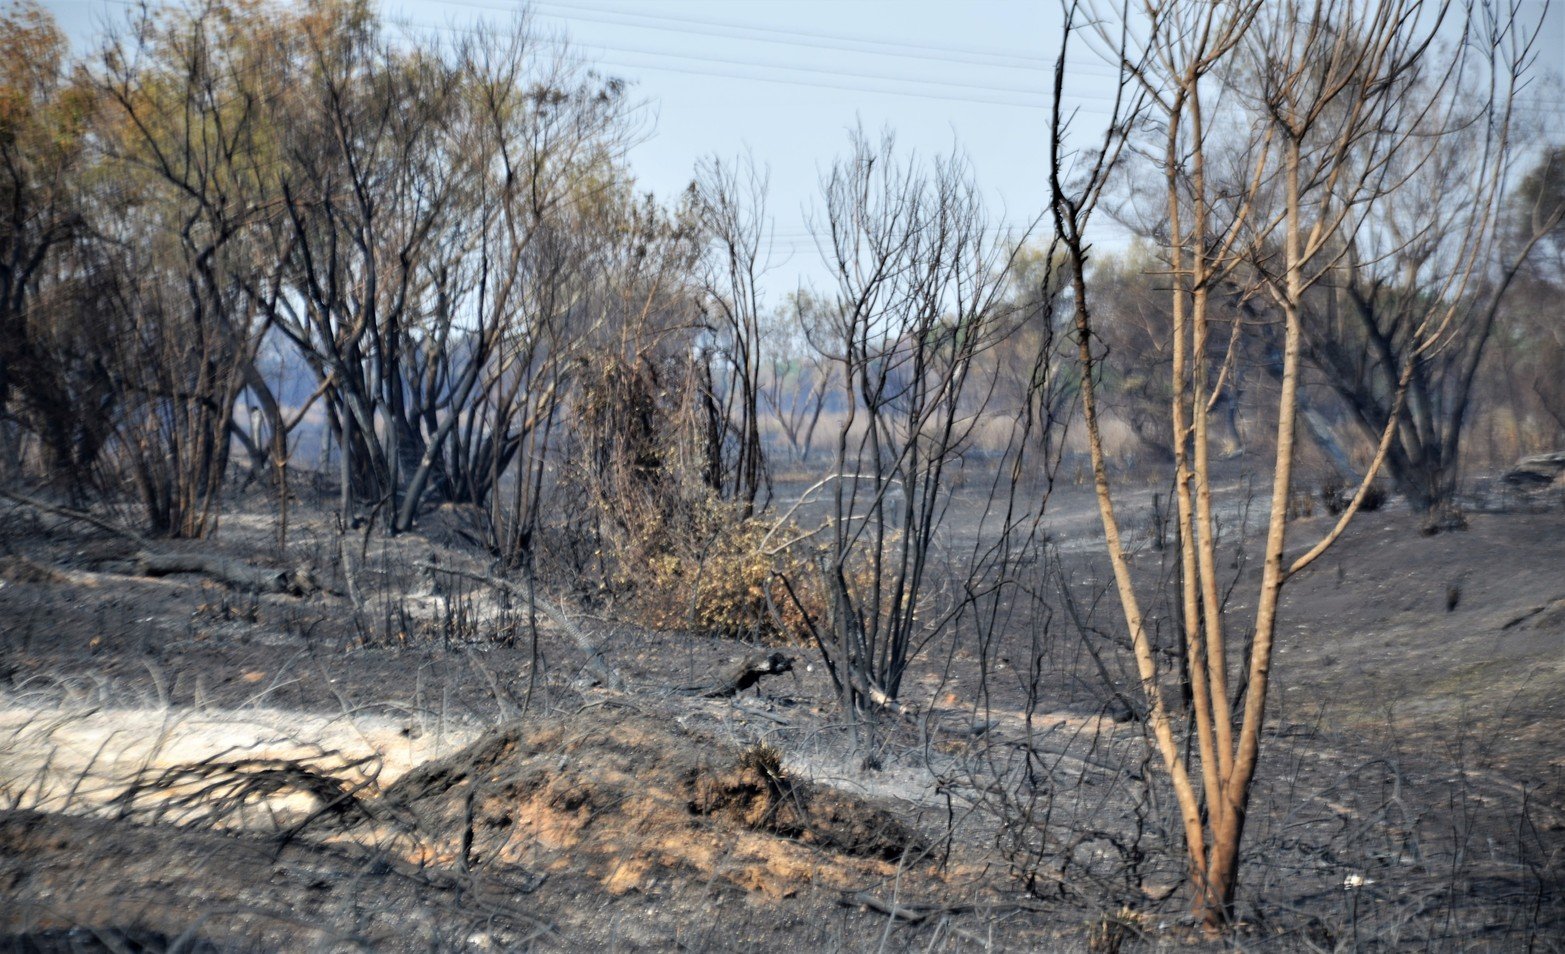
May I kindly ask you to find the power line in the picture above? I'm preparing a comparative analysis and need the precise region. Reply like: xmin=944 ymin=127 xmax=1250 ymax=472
xmin=66 ymin=0 xmax=1565 ymax=121
xmin=395 ymin=4 xmax=1565 ymax=114
xmin=416 ymin=0 xmax=1087 ymax=74
xmin=543 ymin=37 xmax=1054 ymax=100
xmin=384 ymin=2 xmax=1123 ymax=107
xmin=548 ymin=0 xmax=1052 ymax=65
xmin=373 ymin=10 xmax=1098 ymax=109
xmin=585 ymin=53 xmax=1045 ymax=108
xmin=70 ymin=0 xmax=1565 ymax=115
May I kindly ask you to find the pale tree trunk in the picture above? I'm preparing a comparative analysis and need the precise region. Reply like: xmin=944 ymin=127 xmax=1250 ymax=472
xmin=1053 ymin=0 xmax=1520 ymax=930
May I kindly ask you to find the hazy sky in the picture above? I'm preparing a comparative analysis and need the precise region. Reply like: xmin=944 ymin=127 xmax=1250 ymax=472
xmin=382 ymin=0 xmax=1114 ymax=289
xmin=506 ymin=0 xmax=1129 ymax=291
xmin=40 ymin=0 xmax=1565 ymax=296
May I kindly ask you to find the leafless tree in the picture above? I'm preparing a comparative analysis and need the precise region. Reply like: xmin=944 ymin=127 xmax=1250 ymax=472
xmin=92 ymin=1 xmax=289 ymax=536
xmin=802 ymin=128 xmax=1022 ymax=715
xmin=1053 ymin=0 xmax=1539 ymax=929
xmin=761 ymin=292 xmax=835 ymax=467
xmin=263 ymin=12 xmax=474 ymax=528
xmin=985 ymin=242 xmax=1078 ymax=472
xmin=233 ymin=9 xmax=646 ymax=543
xmin=390 ymin=28 xmax=638 ymax=538
xmin=1263 ymin=1 xmax=1552 ymax=518
xmin=693 ymin=154 xmax=770 ymax=513
xmin=1495 ymin=146 xmax=1565 ymax=442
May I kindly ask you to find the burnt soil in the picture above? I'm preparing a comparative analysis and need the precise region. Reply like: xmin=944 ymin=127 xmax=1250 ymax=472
xmin=0 ymin=478 xmax=1562 ymax=951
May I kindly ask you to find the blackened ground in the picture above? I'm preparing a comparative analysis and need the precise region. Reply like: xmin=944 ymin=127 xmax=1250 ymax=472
xmin=1 ymin=479 xmax=1562 ymax=951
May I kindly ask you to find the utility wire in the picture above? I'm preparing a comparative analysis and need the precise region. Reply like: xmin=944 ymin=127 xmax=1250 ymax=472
xmin=396 ymin=3 xmax=1565 ymax=114
xmin=553 ymin=40 xmax=1053 ymax=100
xmin=74 ymin=0 xmax=1565 ymax=114
xmin=585 ymin=53 xmax=1045 ymax=108
xmin=372 ymin=10 xmax=1085 ymax=109
xmin=418 ymin=0 xmax=1078 ymax=73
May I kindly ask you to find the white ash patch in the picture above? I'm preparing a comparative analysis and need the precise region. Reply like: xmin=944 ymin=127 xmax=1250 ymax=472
xmin=0 ymin=703 xmax=481 ymax=829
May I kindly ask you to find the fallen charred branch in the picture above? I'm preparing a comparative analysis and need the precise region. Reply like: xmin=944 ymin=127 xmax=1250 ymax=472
xmin=0 ymin=489 xmax=321 ymax=596
xmin=678 ymin=651 xmax=795 ymax=698
xmin=111 ymin=751 xmax=379 ymax=830
xmin=95 ymin=551 xmax=321 ymax=596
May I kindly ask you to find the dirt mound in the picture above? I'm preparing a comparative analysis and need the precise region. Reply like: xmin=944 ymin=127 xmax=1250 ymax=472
xmin=0 ymin=711 xmax=938 ymax=950
xmin=382 ymin=706 xmax=926 ymax=898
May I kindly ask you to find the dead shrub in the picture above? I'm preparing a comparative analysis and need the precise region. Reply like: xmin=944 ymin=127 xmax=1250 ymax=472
xmin=1086 ymin=907 xmax=1143 ymax=954
xmin=1321 ymin=475 xmax=1387 ymax=515
xmin=555 ymin=347 xmax=818 ymax=640
xmin=1320 ymin=475 xmax=1350 ymax=515
xmin=692 ymin=741 xmax=792 ymax=828
xmin=619 ymin=504 xmax=819 ymax=643
xmin=1360 ymin=482 xmax=1387 ymax=512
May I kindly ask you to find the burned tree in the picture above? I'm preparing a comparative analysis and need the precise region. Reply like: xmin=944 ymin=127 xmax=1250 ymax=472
xmin=1054 ymin=0 xmax=1542 ymax=929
